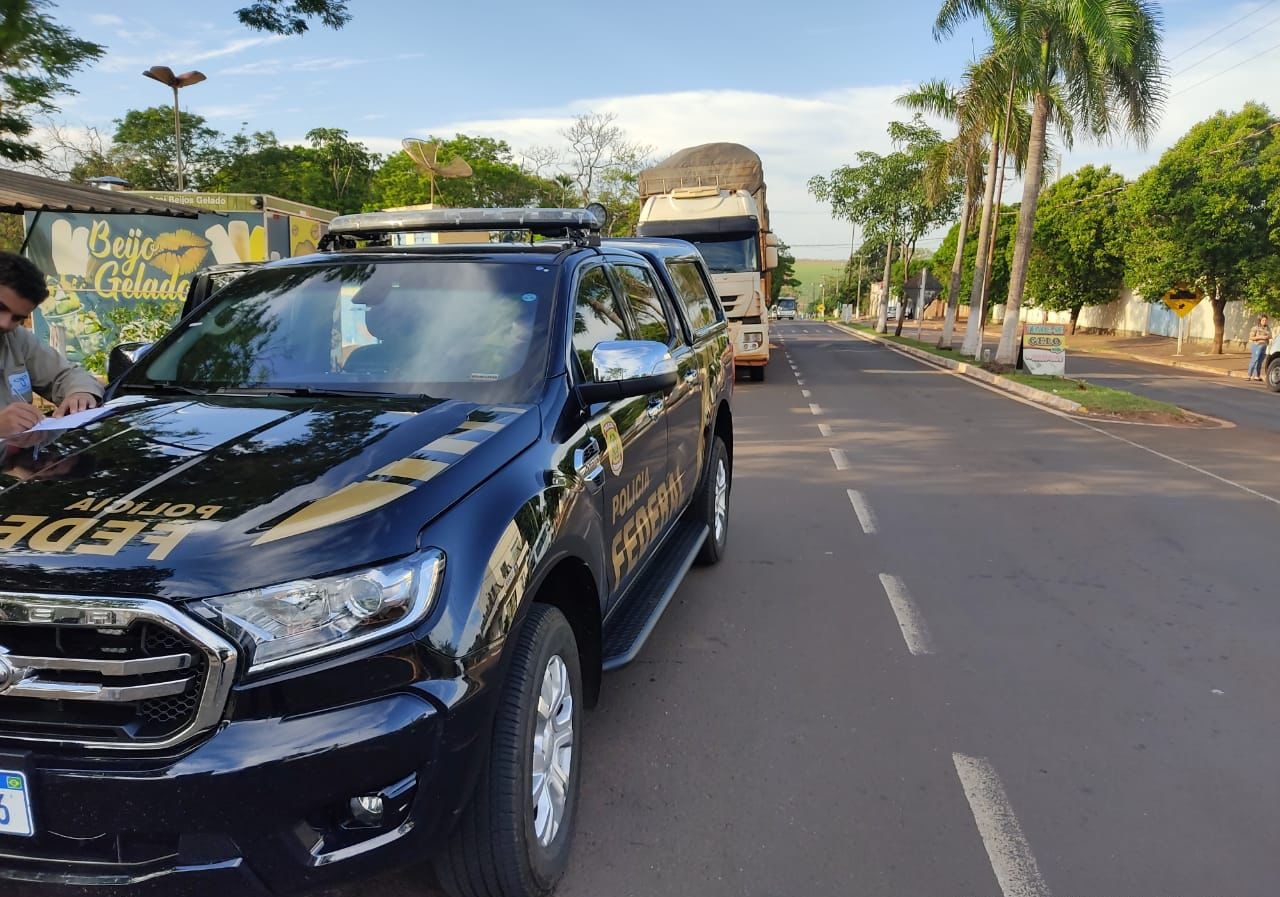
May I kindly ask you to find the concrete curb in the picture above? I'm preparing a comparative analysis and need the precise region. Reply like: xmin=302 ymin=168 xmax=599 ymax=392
xmin=836 ymin=324 xmax=1086 ymax=414
xmin=1073 ymin=346 xmax=1248 ymax=380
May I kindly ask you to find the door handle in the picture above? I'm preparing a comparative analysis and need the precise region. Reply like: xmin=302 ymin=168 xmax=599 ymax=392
xmin=574 ymin=437 xmax=601 ymax=470
xmin=683 ymin=369 xmax=699 ymax=385
xmin=645 ymin=397 xmax=663 ymax=420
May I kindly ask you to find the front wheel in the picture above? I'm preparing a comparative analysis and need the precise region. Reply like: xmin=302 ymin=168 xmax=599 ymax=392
xmin=1267 ymin=357 xmax=1280 ymax=392
xmin=695 ymin=435 xmax=731 ymax=566
xmin=436 ymin=604 xmax=583 ymax=897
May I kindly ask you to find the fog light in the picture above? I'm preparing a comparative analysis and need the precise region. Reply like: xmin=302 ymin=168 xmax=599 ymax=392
xmin=349 ymin=795 xmax=385 ymax=825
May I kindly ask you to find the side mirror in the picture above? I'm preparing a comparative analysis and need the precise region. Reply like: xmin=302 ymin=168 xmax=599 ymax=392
xmin=764 ymin=246 xmax=779 ymax=270
xmin=107 ymin=341 xmax=152 ymax=383
xmin=577 ymin=340 xmax=678 ymax=404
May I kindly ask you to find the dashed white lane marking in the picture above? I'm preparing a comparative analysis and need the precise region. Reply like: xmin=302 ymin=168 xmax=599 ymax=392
xmin=877 ymin=574 xmax=934 ymax=655
xmin=809 ymin=403 xmax=823 ymax=416
xmin=819 ymin=423 xmax=832 ymax=437
xmin=802 ymin=389 xmax=811 ymax=398
xmin=797 ymin=378 xmax=806 ymax=386
xmin=846 ymin=488 xmax=876 ymax=533
xmin=829 ymin=447 xmax=849 ymax=470
xmin=952 ymin=754 xmax=1051 ymax=897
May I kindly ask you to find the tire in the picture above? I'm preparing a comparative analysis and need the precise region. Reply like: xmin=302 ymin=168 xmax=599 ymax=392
xmin=748 ymin=366 xmax=764 ymax=382
xmin=694 ymin=435 xmax=731 ymax=566
xmin=436 ymin=605 xmax=583 ymax=897
xmin=1268 ymin=357 xmax=1280 ymax=392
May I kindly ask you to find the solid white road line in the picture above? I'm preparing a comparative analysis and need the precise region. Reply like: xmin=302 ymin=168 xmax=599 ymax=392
xmin=809 ymin=403 xmax=823 ymax=416
xmin=838 ymin=323 xmax=1280 ymax=509
xmin=819 ymin=423 xmax=832 ymax=437
xmin=802 ymin=389 xmax=812 ymax=398
xmin=846 ymin=488 xmax=876 ymax=533
xmin=877 ymin=574 xmax=934 ymax=655
xmin=829 ymin=447 xmax=849 ymax=470
xmin=952 ymin=754 xmax=1051 ymax=897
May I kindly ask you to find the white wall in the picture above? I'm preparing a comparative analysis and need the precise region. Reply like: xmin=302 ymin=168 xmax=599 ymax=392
xmin=990 ymin=289 xmax=1254 ymax=347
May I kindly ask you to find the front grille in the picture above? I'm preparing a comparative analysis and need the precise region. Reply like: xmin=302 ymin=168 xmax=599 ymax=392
xmin=0 ymin=593 xmax=237 ymax=751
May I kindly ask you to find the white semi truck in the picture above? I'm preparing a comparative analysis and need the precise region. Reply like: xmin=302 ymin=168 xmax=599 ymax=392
xmin=637 ymin=143 xmax=778 ymax=380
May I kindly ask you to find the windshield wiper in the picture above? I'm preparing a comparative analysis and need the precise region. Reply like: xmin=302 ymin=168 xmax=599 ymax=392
xmin=117 ymin=382 xmax=212 ymax=396
xmin=211 ymin=386 xmax=436 ymax=401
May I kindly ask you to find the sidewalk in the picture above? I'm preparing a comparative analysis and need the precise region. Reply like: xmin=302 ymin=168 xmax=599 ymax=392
xmin=858 ymin=316 xmax=1253 ymax=380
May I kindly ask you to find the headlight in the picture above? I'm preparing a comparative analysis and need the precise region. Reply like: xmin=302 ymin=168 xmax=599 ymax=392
xmin=198 ymin=549 xmax=445 ymax=674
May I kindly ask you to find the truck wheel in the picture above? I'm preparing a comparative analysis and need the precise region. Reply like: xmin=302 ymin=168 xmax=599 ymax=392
xmin=436 ymin=604 xmax=582 ymax=897
xmin=749 ymin=366 xmax=764 ymax=382
xmin=695 ymin=436 xmax=731 ymax=566
xmin=1268 ymin=357 xmax=1280 ymax=392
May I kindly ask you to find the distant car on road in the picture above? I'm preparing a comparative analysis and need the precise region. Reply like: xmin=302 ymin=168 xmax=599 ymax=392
xmin=776 ymin=297 xmax=797 ymax=320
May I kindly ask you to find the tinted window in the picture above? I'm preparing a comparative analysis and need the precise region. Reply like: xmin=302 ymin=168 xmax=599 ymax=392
xmin=686 ymin=235 xmax=759 ymax=274
xmin=129 ymin=260 xmax=554 ymax=403
xmin=614 ymin=263 xmax=672 ymax=345
xmin=665 ymin=259 xmax=722 ymax=333
xmin=572 ymin=265 xmax=629 ymax=380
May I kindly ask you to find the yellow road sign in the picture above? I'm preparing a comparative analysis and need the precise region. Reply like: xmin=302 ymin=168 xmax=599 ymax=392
xmin=1161 ymin=285 xmax=1203 ymax=318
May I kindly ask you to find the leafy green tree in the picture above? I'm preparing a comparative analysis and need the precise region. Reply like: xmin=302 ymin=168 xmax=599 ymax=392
xmin=1025 ymin=164 xmax=1126 ymax=333
xmin=235 ymin=0 xmax=350 ymax=33
xmin=109 ymin=106 xmax=224 ymax=190
xmin=770 ymin=242 xmax=800 ymax=303
xmin=303 ymin=127 xmax=378 ymax=212
xmin=0 ymin=214 xmax=23 ymax=253
xmin=931 ymin=202 xmax=1018 ymax=313
xmin=0 ymin=0 xmax=102 ymax=163
xmin=1125 ymin=103 xmax=1280 ymax=352
xmin=207 ymin=130 xmax=313 ymax=198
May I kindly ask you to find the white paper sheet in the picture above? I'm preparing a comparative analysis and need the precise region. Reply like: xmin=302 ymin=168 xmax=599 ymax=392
xmin=25 ymin=405 xmax=117 ymax=433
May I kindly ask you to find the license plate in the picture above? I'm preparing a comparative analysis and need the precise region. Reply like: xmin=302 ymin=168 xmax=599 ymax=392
xmin=0 ymin=770 xmax=34 ymax=837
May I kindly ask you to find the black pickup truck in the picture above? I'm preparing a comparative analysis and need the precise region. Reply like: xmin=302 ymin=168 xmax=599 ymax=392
xmin=0 ymin=209 xmax=733 ymax=896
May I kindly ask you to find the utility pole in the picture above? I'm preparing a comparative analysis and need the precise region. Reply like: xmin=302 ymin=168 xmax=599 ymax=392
xmin=916 ymin=266 xmax=929 ymax=341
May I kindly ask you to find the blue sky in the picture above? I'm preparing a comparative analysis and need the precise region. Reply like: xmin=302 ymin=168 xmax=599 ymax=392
xmin=44 ymin=0 xmax=1280 ymax=258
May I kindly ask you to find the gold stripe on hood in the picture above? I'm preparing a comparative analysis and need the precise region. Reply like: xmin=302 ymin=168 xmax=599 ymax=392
xmin=253 ymin=481 xmax=413 ymax=545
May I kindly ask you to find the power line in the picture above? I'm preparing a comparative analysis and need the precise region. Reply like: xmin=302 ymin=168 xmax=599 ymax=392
xmin=1173 ymin=11 xmax=1280 ymax=76
xmin=1167 ymin=0 xmax=1278 ymax=62
xmin=1171 ymin=39 xmax=1280 ymax=97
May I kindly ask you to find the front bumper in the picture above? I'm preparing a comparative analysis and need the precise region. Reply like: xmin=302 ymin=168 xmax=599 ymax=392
xmin=0 ymin=684 xmax=483 ymax=896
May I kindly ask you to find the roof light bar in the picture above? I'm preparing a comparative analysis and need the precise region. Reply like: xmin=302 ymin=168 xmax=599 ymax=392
xmin=328 ymin=207 xmax=603 ymax=239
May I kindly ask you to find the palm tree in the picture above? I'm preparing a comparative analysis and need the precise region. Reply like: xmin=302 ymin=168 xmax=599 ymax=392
xmin=937 ymin=0 xmax=1165 ymax=365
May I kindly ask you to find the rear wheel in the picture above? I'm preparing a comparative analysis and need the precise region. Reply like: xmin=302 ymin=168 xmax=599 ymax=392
xmin=695 ymin=436 xmax=731 ymax=566
xmin=436 ymin=605 xmax=582 ymax=897
xmin=1267 ymin=356 xmax=1280 ymax=392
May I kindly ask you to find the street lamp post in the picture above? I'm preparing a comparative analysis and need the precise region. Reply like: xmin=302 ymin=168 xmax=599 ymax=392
xmin=142 ymin=66 xmax=206 ymax=191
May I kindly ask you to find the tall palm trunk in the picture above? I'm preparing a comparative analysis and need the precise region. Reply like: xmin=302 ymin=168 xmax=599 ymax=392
xmin=961 ymin=137 xmax=1000 ymax=356
xmin=996 ymin=90 xmax=1050 ymax=365
xmin=876 ymin=231 xmax=895 ymax=333
xmin=939 ymin=167 xmax=974 ymax=349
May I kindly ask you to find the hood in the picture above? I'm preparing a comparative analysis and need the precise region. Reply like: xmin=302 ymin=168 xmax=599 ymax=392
xmin=0 ymin=394 xmax=538 ymax=599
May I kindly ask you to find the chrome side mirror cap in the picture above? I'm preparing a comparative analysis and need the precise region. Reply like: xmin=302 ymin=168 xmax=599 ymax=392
xmin=577 ymin=340 xmax=678 ymax=404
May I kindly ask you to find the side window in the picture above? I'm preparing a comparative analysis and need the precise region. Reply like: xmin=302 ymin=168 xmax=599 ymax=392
xmin=572 ymin=265 xmax=629 ymax=380
xmin=614 ymin=263 xmax=673 ymax=345
xmin=665 ymin=260 xmax=723 ymax=334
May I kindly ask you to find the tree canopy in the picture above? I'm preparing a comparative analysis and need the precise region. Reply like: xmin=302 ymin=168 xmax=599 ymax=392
xmin=1125 ymin=102 xmax=1280 ymax=351
xmin=1026 ymin=164 xmax=1127 ymax=329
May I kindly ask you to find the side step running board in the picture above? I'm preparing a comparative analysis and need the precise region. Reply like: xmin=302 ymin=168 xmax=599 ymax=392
xmin=602 ymin=519 xmax=708 ymax=671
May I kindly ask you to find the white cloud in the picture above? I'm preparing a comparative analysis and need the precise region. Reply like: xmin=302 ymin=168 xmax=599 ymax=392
xmin=188 ymin=35 xmax=287 ymax=63
xmin=89 ymin=13 xmax=124 ymax=26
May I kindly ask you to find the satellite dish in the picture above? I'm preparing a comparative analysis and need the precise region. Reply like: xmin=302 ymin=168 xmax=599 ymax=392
xmin=402 ymin=138 xmax=473 ymax=205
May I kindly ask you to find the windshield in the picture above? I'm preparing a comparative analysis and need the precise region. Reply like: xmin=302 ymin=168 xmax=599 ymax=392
xmin=126 ymin=259 xmax=556 ymax=404
xmin=778 ymin=299 xmax=797 ymax=311
xmin=684 ymin=235 xmax=759 ymax=274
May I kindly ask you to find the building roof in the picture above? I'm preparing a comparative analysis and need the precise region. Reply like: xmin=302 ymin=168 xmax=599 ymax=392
xmin=0 ymin=168 xmax=200 ymax=218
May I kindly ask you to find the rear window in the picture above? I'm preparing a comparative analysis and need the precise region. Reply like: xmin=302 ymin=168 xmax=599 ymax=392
xmin=665 ymin=259 xmax=723 ymax=334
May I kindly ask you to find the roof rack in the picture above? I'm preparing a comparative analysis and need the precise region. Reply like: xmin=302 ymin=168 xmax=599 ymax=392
xmin=322 ymin=207 xmax=604 ymax=250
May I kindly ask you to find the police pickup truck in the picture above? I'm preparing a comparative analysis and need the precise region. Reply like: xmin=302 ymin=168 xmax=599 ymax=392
xmin=0 ymin=208 xmax=733 ymax=897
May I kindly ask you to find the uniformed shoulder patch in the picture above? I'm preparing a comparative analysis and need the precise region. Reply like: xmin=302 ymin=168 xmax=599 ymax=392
xmin=601 ymin=417 xmax=624 ymax=476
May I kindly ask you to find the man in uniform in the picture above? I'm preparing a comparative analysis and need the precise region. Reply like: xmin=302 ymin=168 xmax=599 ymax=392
xmin=0 ymin=252 xmax=103 ymax=437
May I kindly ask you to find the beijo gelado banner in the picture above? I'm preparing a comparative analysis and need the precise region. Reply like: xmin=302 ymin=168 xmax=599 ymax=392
xmin=24 ymin=211 xmax=267 ymax=365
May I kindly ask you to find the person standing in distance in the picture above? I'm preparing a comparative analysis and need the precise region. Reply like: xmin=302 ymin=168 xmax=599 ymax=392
xmin=1246 ymin=314 xmax=1272 ymax=382
xmin=0 ymin=251 xmax=103 ymax=437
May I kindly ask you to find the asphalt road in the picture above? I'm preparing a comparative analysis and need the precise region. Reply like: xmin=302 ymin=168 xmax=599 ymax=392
xmin=333 ymin=321 xmax=1280 ymax=897
xmin=1069 ymin=352 xmax=1279 ymax=432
